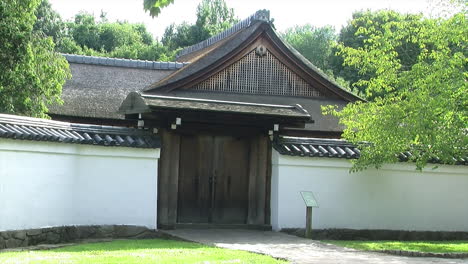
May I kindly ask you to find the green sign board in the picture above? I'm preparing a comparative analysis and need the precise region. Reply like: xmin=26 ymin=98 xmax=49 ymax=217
xmin=300 ymin=191 xmax=318 ymax=207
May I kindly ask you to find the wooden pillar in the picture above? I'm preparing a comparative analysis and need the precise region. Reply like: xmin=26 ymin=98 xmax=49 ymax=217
xmin=247 ymin=135 xmax=269 ymax=225
xmin=305 ymin=206 xmax=313 ymax=238
xmin=157 ymin=129 xmax=180 ymax=229
xmin=265 ymin=139 xmax=272 ymax=225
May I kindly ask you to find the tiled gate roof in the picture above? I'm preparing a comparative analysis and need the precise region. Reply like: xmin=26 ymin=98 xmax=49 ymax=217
xmin=273 ymin=136 xmax=360 ymax=159
xmin=0 ymin=114 xmax=159 ymax=148
xmin=274 ymin=136 xmax=467 ymax=165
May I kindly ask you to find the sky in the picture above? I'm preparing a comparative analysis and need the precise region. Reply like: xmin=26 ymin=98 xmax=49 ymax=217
xmin=48 ymin=0 xmax=435 ymax=39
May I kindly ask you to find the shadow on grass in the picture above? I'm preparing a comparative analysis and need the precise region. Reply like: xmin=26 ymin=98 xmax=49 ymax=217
xmin=51 ymin=239 xmax=208 ymax=253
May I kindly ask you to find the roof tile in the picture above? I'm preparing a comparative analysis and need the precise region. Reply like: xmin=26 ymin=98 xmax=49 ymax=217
xmin=0 ymin=114 xmax=160 ymax=149
xmin=274 ymin=136 xmax=467 ymax=165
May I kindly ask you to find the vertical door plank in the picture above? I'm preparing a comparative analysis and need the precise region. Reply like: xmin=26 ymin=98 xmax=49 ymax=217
xmin=247 ymin=135 xmax=268 ymax=225
xmin=177 ymin=134 xmax=213 ymax=223
xmin=178 ymin=135 xmax=199 ymax=223
xmin=213 ymin=136 xmax=249 ymax=224
xmin=157 ymin=129 xmax=180 ymax=229
xmin=247 ymin=136 xmax=259 ymax=225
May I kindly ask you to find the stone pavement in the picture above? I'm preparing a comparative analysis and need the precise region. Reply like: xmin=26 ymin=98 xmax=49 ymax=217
xmin=164 ymin=229 xmax=468 ymax=264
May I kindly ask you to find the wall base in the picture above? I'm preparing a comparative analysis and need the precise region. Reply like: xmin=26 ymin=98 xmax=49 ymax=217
xmin=282 ymin=228 xmax=468 ymax=241
xmin=0 ymin=225 xmax=164 ymax=250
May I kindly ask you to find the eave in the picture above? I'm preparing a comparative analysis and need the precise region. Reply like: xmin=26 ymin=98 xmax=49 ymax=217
xmin=119 ymin=92 xmax=312 ymax=129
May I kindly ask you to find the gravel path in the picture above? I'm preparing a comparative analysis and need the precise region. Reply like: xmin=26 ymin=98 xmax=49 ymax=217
xmin=164 ymin=229 xmax=468 ymax=264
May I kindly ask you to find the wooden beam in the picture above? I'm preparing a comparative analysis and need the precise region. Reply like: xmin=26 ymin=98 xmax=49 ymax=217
xmin=257 ymin=135 xmax=268 ymax=224
xmin=265 ymin=138 xmax=272 ymax=225
xmin=141 ymin=109 xmax=308 ymax=129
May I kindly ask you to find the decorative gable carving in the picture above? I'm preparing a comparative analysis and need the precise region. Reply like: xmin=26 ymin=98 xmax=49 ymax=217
xmin=189 ymin=48 xmax=324 ymax=97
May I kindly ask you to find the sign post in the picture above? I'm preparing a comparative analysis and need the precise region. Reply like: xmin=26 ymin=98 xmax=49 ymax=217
xmin=300 ymin=191 xmax=318 ymax=239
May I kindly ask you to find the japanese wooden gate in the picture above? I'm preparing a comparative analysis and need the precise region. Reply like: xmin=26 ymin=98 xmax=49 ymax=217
xmin=119 ymin=92 xmax=311 ymax=229
xmin=158 ymin=127 xmax=271 ymax=228
xmin=118 ymin=10 xmax=360 ymax=229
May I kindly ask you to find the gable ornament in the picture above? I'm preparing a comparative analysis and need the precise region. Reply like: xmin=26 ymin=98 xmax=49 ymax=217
xmin=255 ymin=45 xmax=267 ymax=57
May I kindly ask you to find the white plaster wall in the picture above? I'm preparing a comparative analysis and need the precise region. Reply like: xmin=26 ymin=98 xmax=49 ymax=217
xmin=0 ymin=139 xmax=159 ymax=231
xmin=271 ymin=150 xmax=468 ymax=232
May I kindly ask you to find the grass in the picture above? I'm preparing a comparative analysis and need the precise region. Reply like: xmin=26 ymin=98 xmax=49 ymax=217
xmin=0 ymin=239 xmax=287 ymax=264
xmin=323 ymin=240 xmax=468 ymax=253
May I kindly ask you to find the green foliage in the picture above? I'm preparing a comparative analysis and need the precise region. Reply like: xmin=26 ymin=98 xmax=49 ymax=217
xmin=68 ymin=12 xmax=101 ymax=51
xmin=33 ymin=0 xmax=65 ymax=44
xmin=109 ymin=42 xmax=174 ymax=61
xmin=283 ymin=25 xmax=337 ymax=71
xmin=162 ymin=0 xmax=237 ymax=51
xmin=32 ymin=0 xmax=237 ymax=61
xmin=324 ymin=13 xmax=467 ymax=171
xmin=99 ymin=22 xmax=146 ymax=52
xmin=330 ymin=10 xmax=425 ymax=97
xmin=144 ymin=0 xmax=175 ymax=17
xmin=195 ymin=0 xmax=237 ymax=36
xmin=162 ymin=22 xmax=205 ymax=51
xmin=49 ymin=11 xmax=173 ymax=61
xmin=57 ymin=37 xmax=84 ymax=54
xmin=0 ymin=0 xmax=70 ymax=118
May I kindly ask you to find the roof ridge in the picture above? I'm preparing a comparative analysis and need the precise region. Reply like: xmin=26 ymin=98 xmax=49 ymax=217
xmin=0 ymin=114 xmax=144 ymax=134
xmin=62 ymin=53 xmax=190 ymax=70
xmin=0 ymin=113 xmax=71 ymax=130
xmin=279 ymin=136 xmax=354 ymax=146
xmin=176 ymin=9 xmax=271 ymax=59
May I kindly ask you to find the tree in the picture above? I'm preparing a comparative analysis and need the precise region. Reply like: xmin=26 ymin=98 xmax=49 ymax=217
xmin=330 ymin=10 xmax=424 ymax=97
xmin=195 ymin=0 xmax=237 ymax=37
xmin=99 ymin=22 xmax=146 ymax=52
xmin=324 ymin=12 xmax=467 ymax=171
xmin=0 ymin=0 xmax=71 ymax=118
xmin=144 ymin=0 xmax=174 ymax=17
xmin=161 ymin=22 xmax=204 ymax=51
xmin=161 ymin=0 xmax=237 ymax=51
xmin=67 ymin=12 xmax=102 ymax=51
xmin=282 ymin=25 xmax=336 ymax=71
xmin=56 ymin=12 xmax=172 ymax=61
xmin=109 ymin=42 xmax=173 ymax=61
xmin=33 ymin=0 xmax=65 ymax=44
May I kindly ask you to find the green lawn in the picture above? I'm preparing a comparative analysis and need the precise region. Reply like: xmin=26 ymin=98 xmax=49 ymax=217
xmin=0 ymin=239 xmax=286 ymax=264
xmin=323 ymin=240 xmax=468 ymax=253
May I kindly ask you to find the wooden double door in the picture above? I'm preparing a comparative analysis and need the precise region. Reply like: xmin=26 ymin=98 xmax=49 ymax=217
xmin=177 ymin=134 xmax=250 ymax=224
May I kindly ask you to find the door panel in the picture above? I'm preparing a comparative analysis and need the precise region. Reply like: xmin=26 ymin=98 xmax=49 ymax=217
xmin=212 ymin=136 xmax=250 ymax=224
xmin=177 ymin=135 xmax=213 ymax=223
xmin=178 ymin=134 xmax=250 ymax=224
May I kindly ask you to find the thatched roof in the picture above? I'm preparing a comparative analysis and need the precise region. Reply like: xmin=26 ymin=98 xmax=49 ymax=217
xmin=48 ymin=55 xmax=188 ymax=121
